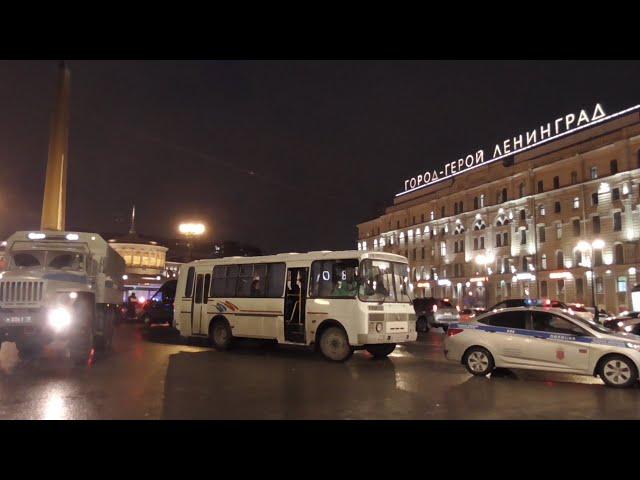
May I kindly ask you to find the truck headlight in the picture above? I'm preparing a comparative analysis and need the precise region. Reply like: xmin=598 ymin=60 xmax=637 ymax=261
xmin=48 ymin=307 xmax=72 ymax=332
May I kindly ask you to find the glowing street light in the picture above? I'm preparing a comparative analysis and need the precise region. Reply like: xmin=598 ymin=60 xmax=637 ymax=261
xmin=179 ymin=222 xmax=206 ymax=262
xmin=178 ymin=223 xmax=205 ymax=235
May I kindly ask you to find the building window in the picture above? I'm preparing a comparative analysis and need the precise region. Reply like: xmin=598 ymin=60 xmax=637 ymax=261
xmin=538 ymin=225 xmax=546 ymax=243
xmin=520 ymin=209 xmax=526 ymax=221
xmin=556 ymin=223 xmax=562 ymax=240
xmin=614 ymin=211 xmax=622 ymax=231
xmin=421 ymin=214 xmax=424 ymax=223
xmin=615 ymin=243 xmax=624 ymax=265
xmin=412 ymin=216 xmax=416 ymax=225
xmin=556 ymin=251 xmax=564 ymax=269
xmin=541 ymin=281 xmax=548 ymax=298
xmin=539 ymin=205 xmax=546 ymax=216
xmin=557 ymin=279 xmax=565 ymax=296
xmin=459 ymin=201 xmax=464 ymax=213
xmin=596 ymin=277 xmax=604 ymax=294
xmin=618 ymin=276 xmax=628 ymax=293
xmin=573 ymin=219 xmax=581 ymax=236
xmin=573 ymin=197 xmax=580 ymax=209
xmin=537 ymin=180 xmax=544 ymax=193
xmin=503 ymin=232 xmax=508 ymax=246
xmin=541 ymin=254 xmax=547 ymax=270
xmin=441 ymin=206 xmax=445 ymax=218
xmin=612 ymin=188 xmax=620 ymax=201
xmin=592 ymin=192 xmax=599 ymax=206
xmin=574 ymin=250 xmax=582 ymax=267
xmin=611 ymin=159 xmax=618 ymax=175
xmin=501 ymin=188 xmax=507 ymax=203
xmin=473 ymin=238 xmax=478 ymax=250
xmin=554 ymin=202 xmax=561 ymax=213
xmin=480 ymin=237 xmax=485 ymax=249
xmin=553 ymin=176 xmax=560 ymax=189
xmin=592 ymin=215 xmax=600 ymax=234
xmin=520 ymin=229 xmax=527 ymax=245
xmin=430 ymin=211 xmax=435 ymax=221
xmin=496 ymin=233 xmax=502 ymax=247
xmin=440 ymin=241 xmax=446 ymax=256
xmin=519 ymin=183 xmax=525 ymax=198
xmin=473 ymin=197 xmax=478 ymax=209
xmin=594 ymin=249 xmax=603 ymax=267
xmin=591 ymin=167 xmax=598 ymax=179
xmin=480 ymin=194 xmax=485 ymax=208
xmin=571 ymin=171 xmax=578 ymax=184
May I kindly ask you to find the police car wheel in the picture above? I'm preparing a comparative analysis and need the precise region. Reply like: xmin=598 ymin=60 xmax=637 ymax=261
xmin=599 ymin=355 xmax=638 ymax=388
xmin=463 ymin=347 xmax=494 ymax=376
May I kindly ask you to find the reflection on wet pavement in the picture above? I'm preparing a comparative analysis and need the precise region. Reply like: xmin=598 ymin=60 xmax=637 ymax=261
xmin=1 ymin=324 xmax=640 ymax=419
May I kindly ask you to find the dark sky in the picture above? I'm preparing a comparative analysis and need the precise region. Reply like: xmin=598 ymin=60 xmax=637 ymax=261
xmin=0 ymin=60 xmax=639 ymax=254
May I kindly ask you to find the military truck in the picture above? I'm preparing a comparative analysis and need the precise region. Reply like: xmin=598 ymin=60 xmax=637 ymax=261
xmin=0 ymin=231 xmax=125 ymax=365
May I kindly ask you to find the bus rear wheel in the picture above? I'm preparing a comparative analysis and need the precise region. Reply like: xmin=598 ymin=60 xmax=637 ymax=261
xmin=209 ymin=319 xmax=233 ymax=350
xmin=319 ymin=326 xmax=353 ymax=362
xmin=365 ymin=344 xmax=396 ymax=358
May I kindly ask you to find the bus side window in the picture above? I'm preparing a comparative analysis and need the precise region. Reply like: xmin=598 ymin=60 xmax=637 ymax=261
xmin=266 ymin=263 xmax=286 ymax=297
xmin=184 ymin=267 xmax=195 ymax=297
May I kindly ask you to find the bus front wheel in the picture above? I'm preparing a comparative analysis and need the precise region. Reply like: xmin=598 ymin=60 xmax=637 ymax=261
xmin=209 ymin=319 xmax=233 ymax=350
xmin=319 ymin=326 xmax=353 ymax=362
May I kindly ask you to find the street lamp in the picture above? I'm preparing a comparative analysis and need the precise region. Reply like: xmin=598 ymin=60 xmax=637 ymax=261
xmin=577 ymin=239 xmax=604 ymax=323
xmin=179 ymin=222 xmax=206 ymax=261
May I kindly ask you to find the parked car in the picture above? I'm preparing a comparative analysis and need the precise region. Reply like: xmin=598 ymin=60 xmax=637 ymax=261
xmin=444 ymin=306 xmax=640 ymax=388
xmin=139 ymin=279 xmax=177 ymax=328
xmin=459 ymin=308 xmax=487 ymax=322
xmin=603 ymin=316 xmax=640 ymax=334
xmin=413 ymin=297 xmax=460 ymax=332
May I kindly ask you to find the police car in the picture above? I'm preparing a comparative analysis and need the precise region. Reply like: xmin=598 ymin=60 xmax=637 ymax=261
xmin=443 ymin=306 xmax=640 ymax=388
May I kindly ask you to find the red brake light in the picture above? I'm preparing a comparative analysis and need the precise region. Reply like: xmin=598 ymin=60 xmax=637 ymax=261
xmin=447 ymin=328 xmax=464 ymax=337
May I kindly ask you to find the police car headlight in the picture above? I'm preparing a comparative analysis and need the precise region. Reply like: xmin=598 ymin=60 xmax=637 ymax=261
xmin=625 ymin=342 xmax=640 ymax=351
xmin=48 ymin=307 xmax=72 ymax=332
xmin=376 ymin=322 xmax=383 ymax=333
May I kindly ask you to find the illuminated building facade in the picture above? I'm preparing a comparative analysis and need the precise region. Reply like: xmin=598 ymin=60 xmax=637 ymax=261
xmin=358 ymin=104 xmax=640 ymax=313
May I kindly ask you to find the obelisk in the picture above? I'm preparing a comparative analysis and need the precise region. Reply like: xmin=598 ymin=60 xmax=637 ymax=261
xmin=40 ymin=61 xmax=70 ymax=231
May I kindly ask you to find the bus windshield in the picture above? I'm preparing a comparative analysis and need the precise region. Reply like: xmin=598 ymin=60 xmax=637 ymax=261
xmin=358 ymin=259 xmax=411 ymax=304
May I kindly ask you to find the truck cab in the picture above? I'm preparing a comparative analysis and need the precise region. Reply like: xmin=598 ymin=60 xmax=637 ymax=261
xmin=0 ymin=231 xmax=125 ymax=364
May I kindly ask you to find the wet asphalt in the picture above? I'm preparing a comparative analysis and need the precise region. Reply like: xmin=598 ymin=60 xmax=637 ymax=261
xmin=0 ymin=323 xmax=639 ymax=419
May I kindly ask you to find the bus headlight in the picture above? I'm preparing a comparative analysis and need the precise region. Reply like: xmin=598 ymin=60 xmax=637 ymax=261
xmin=375 ymin=322 xmax=383 ymax=333
xmin=48 ymin=307 xmax=72 ymax=332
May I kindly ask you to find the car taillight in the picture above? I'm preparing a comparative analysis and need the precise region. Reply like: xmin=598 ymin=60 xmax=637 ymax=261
xmin=432 ymin=305 xmax=438 ymax=313
xmin=447 ymin=328 xmax=464 ymax=337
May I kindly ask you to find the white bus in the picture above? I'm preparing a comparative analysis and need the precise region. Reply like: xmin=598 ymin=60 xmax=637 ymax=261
xmin=174 ymin=250 xmax=417 ymax=361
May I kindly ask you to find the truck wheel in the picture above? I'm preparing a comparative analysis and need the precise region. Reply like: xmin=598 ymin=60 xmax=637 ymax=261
xmin=94 ymin=310 xmax=114 ymax=352
xmin=365 ymin=344 xmax=396 ymax=358
xmin=70 ymin=319 xmax=94 ymax=366
xmin=319 ymin=326 xmax=354 ymax=362
xmin=209 ymin=319 xmax=233 ymax=350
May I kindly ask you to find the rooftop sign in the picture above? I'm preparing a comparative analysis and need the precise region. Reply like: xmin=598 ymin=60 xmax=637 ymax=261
xmin=397 ymin=103 xmax=640 ymax=198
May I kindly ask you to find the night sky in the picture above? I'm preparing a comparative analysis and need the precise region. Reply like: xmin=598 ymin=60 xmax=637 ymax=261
xmin=1 ymin=60 xmax=639 ymax=254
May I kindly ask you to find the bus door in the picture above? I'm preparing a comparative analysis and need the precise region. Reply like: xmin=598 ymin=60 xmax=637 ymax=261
xmin=191 ymin=273 xmax=211 ymax=335
xmin=284 ymin=267 xmax=308 ymax=343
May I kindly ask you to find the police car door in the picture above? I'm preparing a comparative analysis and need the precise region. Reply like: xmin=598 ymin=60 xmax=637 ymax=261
xmin=527 ymin=311 xmax=591 ymax=372
xmin=482 ymin=310 xmax=531 ymax=366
